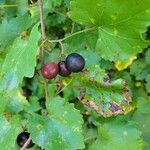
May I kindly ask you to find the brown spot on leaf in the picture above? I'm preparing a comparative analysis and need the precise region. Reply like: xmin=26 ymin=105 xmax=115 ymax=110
xmin=122 ymin=82 xmax=132 ymax=103
xmin=109 ymin=101 xmax=122 ymax=113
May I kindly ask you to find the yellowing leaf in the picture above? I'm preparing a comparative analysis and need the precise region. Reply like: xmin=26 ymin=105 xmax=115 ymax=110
xmin=71 ymin=66 xmax=132 ymax=117
xmin=115 ymin=56 xmax=137 ymax=71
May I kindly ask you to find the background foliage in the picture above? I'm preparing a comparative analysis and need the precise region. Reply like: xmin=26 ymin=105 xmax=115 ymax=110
xmin=0 ymin=0 xmax=150 ymax=149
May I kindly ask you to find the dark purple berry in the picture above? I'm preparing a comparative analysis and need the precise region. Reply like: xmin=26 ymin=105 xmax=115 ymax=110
xmin=65 ymin=53 xmax=85 ymax=72
xmin=16 ymin=132 xmax=34 ymax=148
xmin=58 ymin=61 xmax=71 ymax=77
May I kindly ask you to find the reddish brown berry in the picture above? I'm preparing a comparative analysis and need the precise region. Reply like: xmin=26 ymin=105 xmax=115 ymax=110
xmin=58 ymin=61 xmax=71 ymax=77
xmin=41 ymin=62 xmax=59 ymax=79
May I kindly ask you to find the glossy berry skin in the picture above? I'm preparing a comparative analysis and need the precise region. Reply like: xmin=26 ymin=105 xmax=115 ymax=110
xmin=58 ymin=61 xmax=71 ymax=77
xmin=65 ymin=53 xmax=85 ymax=72
xmin=16 ymin=132 xmax=34 ymax=148
xmin=41 ymin=62 xmax=59 ymax=79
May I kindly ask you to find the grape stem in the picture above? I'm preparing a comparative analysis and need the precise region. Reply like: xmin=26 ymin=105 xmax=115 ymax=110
xmin=56 ymin=78 xmax=73 ymax=95
xmin=49 ymin=27 xmax=96 ymax=55
xmin=38 ymin=0 xmax=49 ymax=99
xmin=20 ymin=138 xmax=32 ymax=150
xmin=58 ymin=40 xmax=65 ymax=57
xmin=0 ymin=3 xmax=36 ymax=8
xmin=49 ymin=27 xmax=96 ymax=43
xmin=38 ymin=0 xmax=46 ymax=62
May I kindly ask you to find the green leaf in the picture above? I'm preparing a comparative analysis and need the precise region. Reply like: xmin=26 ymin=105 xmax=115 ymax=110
xmin=68 ymin=0 xmax=102 ymax=26
xmin=0 ymin=115 xmax=22 ymax=149
xmin=43 ymin=0 xmax=63 ymax=8
xmin=0 ymin=49 xmax=6 ymax=69
xmin=68 ymin=0 xmax=150 ymax=62
xmin=130 ymin=59 xmax=146 ymax=80
xmin=83 ymin=125 xmax=98 ymax=144
xmin=0 ymin=13 xmax=33 ymax=48
xmin=145 ymin=75 xmax=150 ymax=93
xmin=28 ymin=97 xmax=85 ymax=150
xmin=145 ymin=48 xmax=150 ymax=64
xmin=89 ymin=119 xmax=143 ymax=150
xmin=71 ymin=66 xmax=132 ymax=117
xmin=0 ymin=88 xmax=30 ymax=114
xmin=2 ymin=89 xmax=41 ymax=114
xmin=0 ymin=92 xmax=9 ymax=114
xmin=29 ymin=0 xmax=63 ymax=23
xmin=51 ymin=0 xmax=62 ymax=7
xmin=64 ymin=30 xmax=98 ymax=52
xmin=132 ymin=98 xmax=150 ymax=149
xmin=0 ymin=0 xmax=5 ymax=4
xmin=5 ymin=89 xmax=30 ymax=114
xmin=0 ymin=23 xmax=40 ymax=91
xmin=45 ymin=13 xmax=66 ymax=27
xmin=26 ymin=96 xmax=41 ymax=113
xmin=3 ymin=0 xmax=28 ymax=19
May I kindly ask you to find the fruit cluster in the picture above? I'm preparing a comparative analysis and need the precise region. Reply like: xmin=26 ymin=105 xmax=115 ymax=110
xmin=41 ymin=53 xmax=85 ymax=79
xmin=16 ymin=53 xmax=85 ymax=148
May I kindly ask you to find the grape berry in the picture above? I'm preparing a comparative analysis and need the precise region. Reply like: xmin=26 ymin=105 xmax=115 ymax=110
xmin=58 ymin=61 xmax=71 ymax=77
xmin=41 ymin=62 xmax=59 ymax=79
xmin=41 ymin=53 xmax=85 ymax=79
xmin=16 ymin=132 xmax=34 ymax=148
xmin=65 ymin=53 xmax=85 ymax=72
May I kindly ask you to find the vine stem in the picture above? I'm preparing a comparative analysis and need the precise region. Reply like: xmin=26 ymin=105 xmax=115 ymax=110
xmin=0 ymin=4 xmax=20 ymax=7
xmin=84 ymin=136 xmax=97 ymax=142
xmin=49 ymin=27 xmax=96 ymax=43
xmin=56 ymin=78 xmax=73 ymax=95
xmin=38 ymin=0 xmax=49 ymax=99
xmin=38 ymin=0 xmax=46 ymax=62
xmin=0 ymin=3 xmax=36 ymax=8
xmin=20 ymin=138 xmax=32 ymax=150
xmin=49 ymin=27 xmax=96 ymax=56
xmin=58 ymin=40 xmax=65 ymax=56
